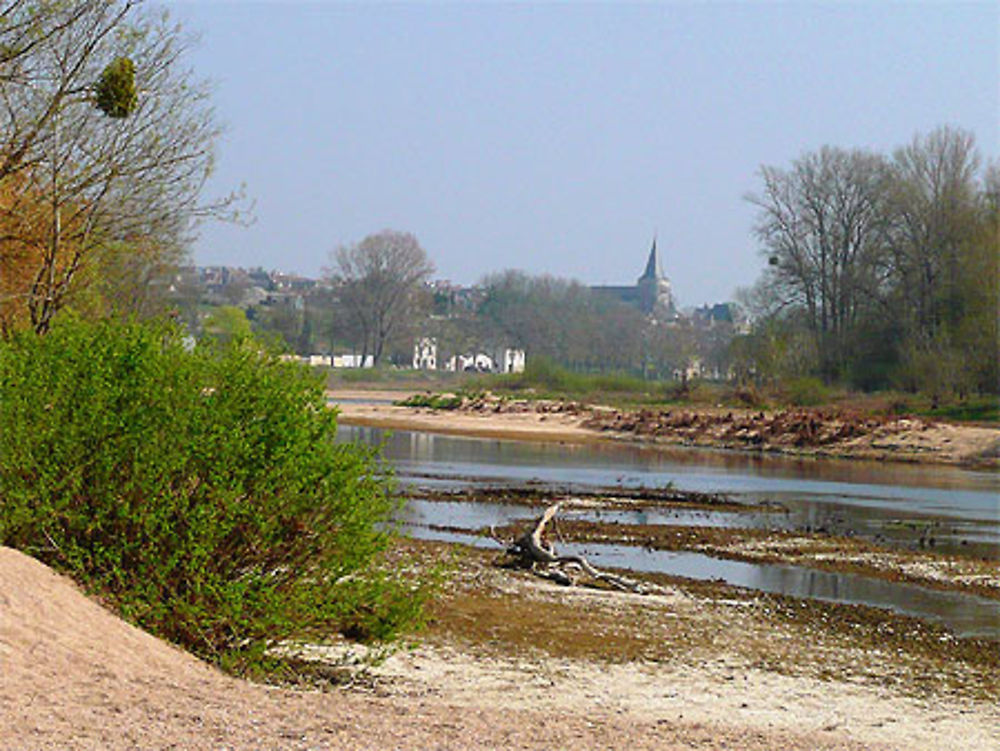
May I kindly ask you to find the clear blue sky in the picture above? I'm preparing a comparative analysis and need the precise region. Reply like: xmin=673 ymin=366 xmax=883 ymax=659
xmin=168 ymin=1 xmax=998 ymax=308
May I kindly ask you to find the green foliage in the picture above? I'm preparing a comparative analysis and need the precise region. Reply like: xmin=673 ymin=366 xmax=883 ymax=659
xmin=487 ymin=357 xmax=686 ymax=405
xmin=336 ymin=366 xmax=384 ymax=383
xmin=497 ymin=356 xmax=579 ymax=392
xmin=396 ymin=393 xmax=463 ymax=410
xmin=920 ymin=396 xmax=999 ymax=424
xmin=744 ymin=127 xmax=997 ymax=397
xmin=781 ymin=377 xmax=832 ymax=407
xmin=201 ymin=304 xmax=253 ymax=344
xmin=0 ymin=318 xmax=430 ymax=674
xmin=94 ymin=56 xmax=138 ymax=118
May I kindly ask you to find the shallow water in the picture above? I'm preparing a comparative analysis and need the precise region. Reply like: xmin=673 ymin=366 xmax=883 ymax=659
xmin=339 ymin=425 xmax=1000 ymax=638
xmin=400 ymin=520 xmax=1000 ymax=640
xmin=342 ymin=425 xmax=1000 ymax=555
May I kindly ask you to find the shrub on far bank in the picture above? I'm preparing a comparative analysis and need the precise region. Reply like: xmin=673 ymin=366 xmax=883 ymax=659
xmin=0 ymin=318 xmax=430 ymax=675
xmin=780 ymin=377 xmax=832 ymax=407
xmin=487 ymin=357 xmax=686 ymax=405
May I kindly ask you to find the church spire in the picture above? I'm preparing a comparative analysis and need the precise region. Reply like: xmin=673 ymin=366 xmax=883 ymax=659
xmin=639 ymin=234 xmax=662 ymax=281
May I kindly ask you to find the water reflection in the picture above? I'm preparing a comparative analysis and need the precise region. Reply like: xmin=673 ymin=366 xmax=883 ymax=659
xmin=341 ymin=425 xmax=1000 ymax=556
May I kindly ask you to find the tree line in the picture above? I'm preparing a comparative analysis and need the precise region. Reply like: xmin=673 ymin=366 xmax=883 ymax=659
xmin=739 ymin=126 xmax=997 ymax=397
xmin=241 ymin=238 xmax=727 ymax=379
xmin=195 ymin=127 xmax=995 ymax=404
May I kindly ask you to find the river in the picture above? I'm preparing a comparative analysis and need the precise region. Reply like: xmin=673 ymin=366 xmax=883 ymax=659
xmin=337 ymin=424 xmax=1000 ymax=639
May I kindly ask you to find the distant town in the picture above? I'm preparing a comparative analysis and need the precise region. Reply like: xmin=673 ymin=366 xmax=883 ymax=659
xmin=169 ymin=239 xmax=747 ymax=382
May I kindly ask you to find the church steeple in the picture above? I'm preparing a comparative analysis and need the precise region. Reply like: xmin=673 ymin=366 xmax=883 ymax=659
xmin=636 ymin=234 xmax=675 ymax=318
xmin=638 ymin=235 xmax=663 ymax=282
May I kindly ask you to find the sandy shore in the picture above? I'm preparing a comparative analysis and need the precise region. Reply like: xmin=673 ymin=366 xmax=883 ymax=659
xmin=332 ymin=389 xmax=597 ymax=444
xmin=3 ymin=544 xmax=998 ymax=750
xmin=330 ymin=389 xmax=1000 ymax=467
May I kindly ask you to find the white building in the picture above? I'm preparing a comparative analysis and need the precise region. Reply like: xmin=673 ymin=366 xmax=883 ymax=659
xmin=413 ymin=335 xmax=524 ymax=374
xmin=413 ymin=337 xmax=438 ymax=370
xmin=500 ymin=348 xmax=526 ymax=374
xmin=333 ymin=354 xmax=373 ymax=368
xmin=442 ymin=347 xmax=525 ymax=374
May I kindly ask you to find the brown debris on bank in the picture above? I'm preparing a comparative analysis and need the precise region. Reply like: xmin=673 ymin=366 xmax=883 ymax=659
xmin=583 ymin=404 xmax=1000 ymax=466
xmin=369 ymin=390 xmax=1000 ymax=467
xmin=585 ymin=406 xmax=908 ymax=448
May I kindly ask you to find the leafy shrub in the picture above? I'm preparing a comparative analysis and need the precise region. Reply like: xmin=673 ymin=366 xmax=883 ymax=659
xmin=782 ymin=376 xmax=831 ymax=406
xmin=396 ymin=392 xmax=463 ymax=410
xmin=0 ymin=318 xmax=429 ymax=674
xmin=497 ymin=356 xmax=574 ymax=392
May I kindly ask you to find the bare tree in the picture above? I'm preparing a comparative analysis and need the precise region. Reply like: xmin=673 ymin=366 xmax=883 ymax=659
xmin=0 ymin=1 xmax=238 ymax=334
xmin=885 ymin=126 xmax=980 ymax=336
xmin=746 ymin=147 xmax=890 ymax=380
xmin=0 ymin=1 xmax=136 ymax=183
xmin=330 ymin=230 xmax=434 ymax=366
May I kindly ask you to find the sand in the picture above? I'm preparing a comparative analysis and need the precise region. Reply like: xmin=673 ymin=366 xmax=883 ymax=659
xmin=3 ymin=546 xmax=998 ymax=750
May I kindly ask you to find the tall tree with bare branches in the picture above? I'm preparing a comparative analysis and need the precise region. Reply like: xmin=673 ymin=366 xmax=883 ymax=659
xmin=746 ymin=147 xmax=890 ymax=380
xmin=330 ymin=230 xmax=435 ymax=366
xmin=0 ymin=1 xmax=237 ymax=334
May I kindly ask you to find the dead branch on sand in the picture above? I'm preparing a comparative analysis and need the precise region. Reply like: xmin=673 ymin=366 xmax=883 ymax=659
xmin=499 ymin=503 xmax=658 ymax=594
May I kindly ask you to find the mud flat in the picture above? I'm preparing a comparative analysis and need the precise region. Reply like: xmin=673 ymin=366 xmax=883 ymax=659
xmin=406 ymin=482 xmax=995 ymax=594
xmin=352 ymin=539 xmax=1000 ymax=751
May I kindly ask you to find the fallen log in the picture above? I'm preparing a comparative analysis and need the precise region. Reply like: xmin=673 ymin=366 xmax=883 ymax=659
xmin=503 ymin=502 xmax=656 ymax=594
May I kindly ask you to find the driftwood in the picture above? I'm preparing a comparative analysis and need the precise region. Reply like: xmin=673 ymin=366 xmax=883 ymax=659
xmin=502 ymin=503 xmax=654 ymax=594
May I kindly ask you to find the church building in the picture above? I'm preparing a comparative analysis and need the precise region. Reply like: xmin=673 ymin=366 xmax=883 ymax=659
xmin=591 ymin=237 xmax=677 ymax=319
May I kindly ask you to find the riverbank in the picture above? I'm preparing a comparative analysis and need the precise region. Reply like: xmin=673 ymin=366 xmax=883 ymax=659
xmin=4 ymin=540 xmax=997 ymax=750
xmin=331 ymin=389 xmax=1000 ymax=468
xmin=6 ymin=391 xmax=995 ymax=749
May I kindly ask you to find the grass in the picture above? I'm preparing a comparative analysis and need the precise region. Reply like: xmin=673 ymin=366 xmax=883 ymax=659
xmin=326 ymin=367 xmax=467 ymax=391
xmin=921 ymin=397 xmax=999 ymax=424
xmin=325 ymin=357 xmax=998 ymax=424
xmin=396 ymin=393 xmax=464 ymax=410
xmin=474 ymin=362 xmax=998 ymax=424
xmin=462 ymin=358 xmax=692 ymax=408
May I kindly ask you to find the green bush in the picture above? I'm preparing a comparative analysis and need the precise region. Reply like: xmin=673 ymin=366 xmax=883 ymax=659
xmin=0 ymin=318 xmax=429 ymax=674
xmin=396 ymin=392 xmax=463 ymax=410
xmin=782 ymin=376 xmax=831 ymax=406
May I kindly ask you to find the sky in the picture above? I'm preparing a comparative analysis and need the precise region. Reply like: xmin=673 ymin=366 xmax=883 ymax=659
xmin=168 ymin=1 xmax=998 ymax=308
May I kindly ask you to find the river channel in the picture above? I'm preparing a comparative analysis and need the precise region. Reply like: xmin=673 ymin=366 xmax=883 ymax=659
xmin=337 ymin=424 xmax=1000 ymax=639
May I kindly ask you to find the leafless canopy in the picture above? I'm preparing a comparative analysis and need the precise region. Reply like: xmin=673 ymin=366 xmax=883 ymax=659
xmin=331 ymin=229 xmax=435 ymax=365
xmin=746 ymin=147 xmax=890 ymax=378
xmin=0 ymin=0 xmax=240 ymax=333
